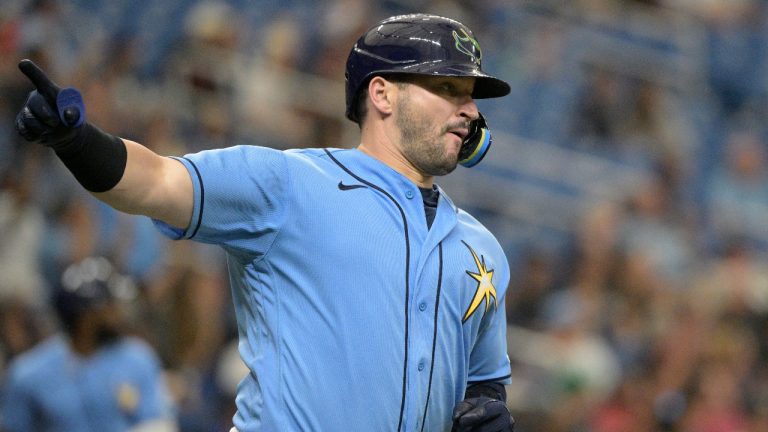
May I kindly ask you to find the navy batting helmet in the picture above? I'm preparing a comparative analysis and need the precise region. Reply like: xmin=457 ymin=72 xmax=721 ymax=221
xmin=54 ymin=257 xmax=137 ymax=331
xmin=345 ymin=13 xmax=511 ymax=123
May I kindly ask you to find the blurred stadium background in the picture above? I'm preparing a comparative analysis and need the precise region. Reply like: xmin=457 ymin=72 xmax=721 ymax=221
xmin=2 ymin=0 xmax=768 ymax=430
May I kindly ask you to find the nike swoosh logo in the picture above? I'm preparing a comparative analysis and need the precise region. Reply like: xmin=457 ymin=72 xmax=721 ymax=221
xmin=338 ymin=181 xmax=367 ymax=191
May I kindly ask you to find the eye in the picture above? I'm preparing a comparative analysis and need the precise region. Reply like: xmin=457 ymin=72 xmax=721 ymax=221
xmin=437 ymin=82 xmax=459 ymax=96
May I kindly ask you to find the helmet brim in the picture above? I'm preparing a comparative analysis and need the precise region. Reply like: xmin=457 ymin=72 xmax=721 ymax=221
xmin=417 ymin=64 xmax=510 ymax=99
xmin=473 ymin=75 xmax=511 ymax=99
xmin=392 ymin=63 xmax=511 ymax=99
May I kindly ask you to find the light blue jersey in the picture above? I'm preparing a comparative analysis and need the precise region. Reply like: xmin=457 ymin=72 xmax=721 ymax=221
xmin=158 ymin=146 xmax=511 ymax=431
xmin=1 ymin=336 xmax=173 ymax=432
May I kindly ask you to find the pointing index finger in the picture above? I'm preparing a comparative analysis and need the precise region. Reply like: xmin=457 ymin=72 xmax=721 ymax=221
xmin=18 ymin=59 xmax=60 ymax=105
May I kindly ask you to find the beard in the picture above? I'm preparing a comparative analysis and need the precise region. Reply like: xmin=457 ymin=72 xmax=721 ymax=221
xmin=95 ymin=321 xmax=121 ymax=346
xmin=395 ymin=94 xmax=462 ymax=177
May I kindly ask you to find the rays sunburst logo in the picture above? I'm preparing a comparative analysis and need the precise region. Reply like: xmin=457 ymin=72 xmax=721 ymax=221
xmin=461 ymin=241 xmax=497 ymax=322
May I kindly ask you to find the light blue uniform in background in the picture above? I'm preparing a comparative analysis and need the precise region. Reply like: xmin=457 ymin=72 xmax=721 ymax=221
xmin=159 ymin=146 xmax=511 ymax=431
xmin=1 ymin=336 xmax=173 ymax=432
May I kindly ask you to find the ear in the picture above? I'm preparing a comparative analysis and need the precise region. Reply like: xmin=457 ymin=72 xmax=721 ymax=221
xmin=367 ymin=76 xmax=396 ymax=118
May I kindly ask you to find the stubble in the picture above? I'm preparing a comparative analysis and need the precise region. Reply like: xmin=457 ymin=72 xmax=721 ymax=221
xmin=395 ymin=92 xmax=460 ymax=177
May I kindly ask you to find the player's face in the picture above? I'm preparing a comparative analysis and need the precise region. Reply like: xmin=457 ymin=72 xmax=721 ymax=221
xmin=89 ymin=303 xmax=123 ymax=345
xmin=394 ymin=76 xmax=478 ymax=176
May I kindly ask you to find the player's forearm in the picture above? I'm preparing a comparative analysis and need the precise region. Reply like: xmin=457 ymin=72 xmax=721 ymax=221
xmin=93 ymin=138 xmax=193 ymax=229
xmin=13 ymin=60 xmax=192 ymax=230
xmin=54 ymin=125 xmax=193 ymax=227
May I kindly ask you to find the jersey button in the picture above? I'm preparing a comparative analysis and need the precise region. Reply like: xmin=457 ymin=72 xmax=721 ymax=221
xmin=405 ymin=190 xmax=414 ymax=199
xmin=418 ymin=361 xmax=425 ymax=371
xmin=418 ymin=302 xmax=426 ymax=311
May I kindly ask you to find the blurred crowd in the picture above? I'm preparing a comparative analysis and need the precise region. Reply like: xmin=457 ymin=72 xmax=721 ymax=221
xmin=1 ymin=0 xmax=768 ymax=431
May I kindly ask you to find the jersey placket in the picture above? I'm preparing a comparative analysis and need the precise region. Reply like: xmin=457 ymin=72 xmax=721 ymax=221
xmin=402 ymin=186 xmax=454 ymax=432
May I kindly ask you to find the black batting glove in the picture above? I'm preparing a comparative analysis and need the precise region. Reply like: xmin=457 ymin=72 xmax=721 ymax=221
xmin=451 ymin=396 xmax=515 ymax=432
xmin=15 ymin=59 xmax=86 ymax=150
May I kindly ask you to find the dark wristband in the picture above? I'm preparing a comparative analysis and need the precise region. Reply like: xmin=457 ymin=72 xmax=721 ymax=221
xmin=55 ymin=123 xmax=127 ymax=193
xmin=466 ymin=382 xmax=507 ymax=402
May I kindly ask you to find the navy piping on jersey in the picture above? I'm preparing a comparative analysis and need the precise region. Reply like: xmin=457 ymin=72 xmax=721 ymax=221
xmin=420 ymin=243 xmax=443 ymax=432
xmin=182 ymin=157 xmax=205 ymax=239
xmin=323 ymin=149 xmax=412 ymax=432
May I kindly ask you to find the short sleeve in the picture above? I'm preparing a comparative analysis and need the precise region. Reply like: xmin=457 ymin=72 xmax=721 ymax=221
xmin=154 ymin=145 xmax=289 ymax=262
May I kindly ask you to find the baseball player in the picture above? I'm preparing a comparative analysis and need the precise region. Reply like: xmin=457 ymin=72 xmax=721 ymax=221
xmin=14 ymin=13 xmax=514 ymax=432
xmin=1 ymin=257 xmax=176 ymax=432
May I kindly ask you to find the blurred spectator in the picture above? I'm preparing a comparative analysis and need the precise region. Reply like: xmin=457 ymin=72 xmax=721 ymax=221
xmin=570 ymin=65 xmax=624 ymax=151
xmin=0 ymin=157 xmax=46 ymax=306
xmin=524 ymin=293 xmax=622 ymax=431
xmin=614 ymin=79 xmax=697 ymax=168
xmin=296 ymin=0 xmax=370 ymax=148
xmin=506 ymin=250 xmax=559 ymax=330
xmin=680 ymin=359 xmax=751 ymax=432
xmin=590 ymin=371 xmax=657 ymax=432
xmin=143 ymin=242 xmax=228 ymax=432
xmin=618 ymin=171 xmax=696 ymax=289
xmin=236 ymin=13 xmax=315 ymax=149
xmin=692 ymin=239 xmax=768 ymax=320
xmin=163 ymin=1 xmax=244 ymax=152
xmin=38 ymin=192 xmax=98 ymax=286
xmin=512 ymin=14 xmax=572 ymax=144
xmin=706 ymin=129 xmax=768 ymax=250
xmin=696 ymin=0 xmax=763 ymax=118
xmin=0 ymin=298 xmax=52 ymax=368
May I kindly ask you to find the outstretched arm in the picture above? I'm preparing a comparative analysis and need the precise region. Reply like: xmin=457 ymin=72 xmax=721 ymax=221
xmin=15 ymin=59 xmax=193 ymax=229
xmin=94 ymin=139 xmax=192 ymax=228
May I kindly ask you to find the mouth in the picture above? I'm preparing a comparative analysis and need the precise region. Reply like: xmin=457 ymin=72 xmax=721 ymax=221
xmin=448 ymin=128 xmax=468 ymax=141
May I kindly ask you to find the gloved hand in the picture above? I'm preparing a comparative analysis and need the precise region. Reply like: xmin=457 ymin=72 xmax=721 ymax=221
xmin=15 ymin=59 xmax=86 ymax=150
xmin=451 ymin=396 xmax=515 ymax=432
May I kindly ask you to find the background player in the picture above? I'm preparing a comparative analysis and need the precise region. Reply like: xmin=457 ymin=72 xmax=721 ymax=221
xmin=13 ymin=13 xmax=514 ymax=432
xmin=1 ymin=256 xmax=176 ymax=432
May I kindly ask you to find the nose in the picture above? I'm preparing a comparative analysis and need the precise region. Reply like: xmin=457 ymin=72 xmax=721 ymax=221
xmin=459 ymin=97 xmax=480 ymax=121
xmin=457 ymin=97 xmax=479 ymax=122
xmin=457 ymin=95 xmax=480 ymax=121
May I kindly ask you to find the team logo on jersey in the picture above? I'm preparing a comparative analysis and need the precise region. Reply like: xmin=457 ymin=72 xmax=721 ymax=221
xmin=461 ymin=241 xmax=497 ymax=322
xmin=452 ymin=29 xmax=482 ymax=66
xmin=116 ymin=382 xmax=139 ymax=415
